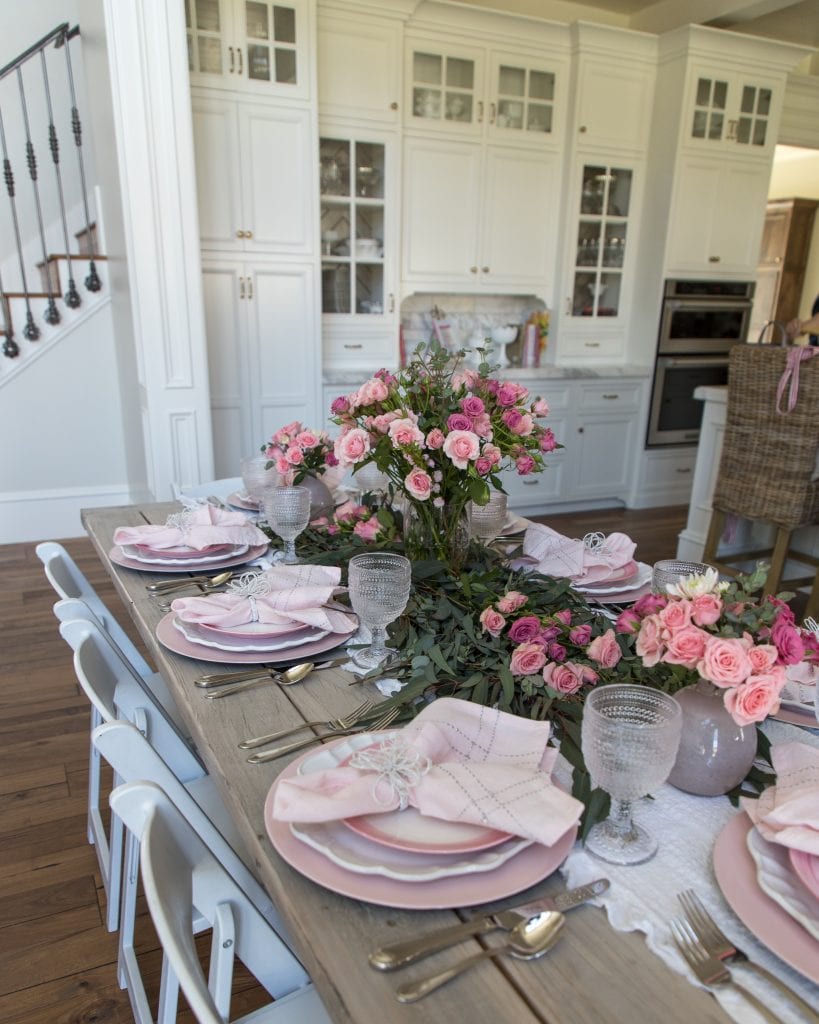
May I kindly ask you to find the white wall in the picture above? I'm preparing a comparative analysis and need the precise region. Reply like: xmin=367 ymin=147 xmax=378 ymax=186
xmin=768 ymin=145 xmax=819 ymax=322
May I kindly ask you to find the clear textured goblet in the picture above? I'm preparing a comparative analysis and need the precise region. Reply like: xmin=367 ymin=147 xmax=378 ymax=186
xmin=348 ymin=552 xmax=411 ymax=670
xmin=651 ymin=559 xmax=712 ymax=595
xmin=241 ymin=455 xmax=277 ymax=505
xmin=581 ymin=684 xmax=682 ymax=865
xmin=353 ymin=462 xmax=390 ymax=499
xmin=263 ymin=486 xmax=311 ymax=564
xmin=470 ymin=490 xmax=508 ymax=544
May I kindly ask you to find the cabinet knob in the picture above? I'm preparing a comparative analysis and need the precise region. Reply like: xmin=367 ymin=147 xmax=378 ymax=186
xmin=245 ymin=229 xmax=253 ymax=239
xmin=577 ymin=426 xmax=584 ymax=433
xmin=236 ymin=230 xmax=244 ymax=238
xmin=579 ymin=125 xmax=587 ymax=133
xmin=470 ymin=266 xmax=478 ymax=274
xmin=708 ymin=255 xmax=721 ymax=263
xmin=481 ymin=266 xmax=490 ymax=274
xmin=390 ymin=101 xmax=398 ymax=111
xmin=773 ymin=256 xmax=782 ymax=264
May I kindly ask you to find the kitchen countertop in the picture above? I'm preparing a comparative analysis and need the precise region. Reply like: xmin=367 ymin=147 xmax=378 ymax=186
xmin=323 ymin=364 xmax=653 ymax=386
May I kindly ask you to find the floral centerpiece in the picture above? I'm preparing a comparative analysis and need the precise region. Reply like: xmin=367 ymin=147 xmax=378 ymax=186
xmin=262 ymin=421 xmax=339 ymax=486
xmin=309 ymin=498 xmax=400 ymax=546
xmin=329 ymin=342 xmax=560 ymax=568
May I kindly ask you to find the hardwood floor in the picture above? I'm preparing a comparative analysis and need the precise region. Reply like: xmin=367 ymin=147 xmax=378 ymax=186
xmin=0 ymin=506 xmax=688 ymax=1022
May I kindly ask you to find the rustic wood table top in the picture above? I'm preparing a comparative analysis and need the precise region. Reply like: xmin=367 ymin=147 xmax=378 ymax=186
xmin=82 ymin=502 xmax=725 ymax=1024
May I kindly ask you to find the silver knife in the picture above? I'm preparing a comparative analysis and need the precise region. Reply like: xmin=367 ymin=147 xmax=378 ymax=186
xmin=368 ymin=878 xmax=609 ymax=971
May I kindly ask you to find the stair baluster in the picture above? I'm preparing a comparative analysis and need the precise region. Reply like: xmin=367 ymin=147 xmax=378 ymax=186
xmin=0 ymin=105 xmax=40 ymax=341
xmin=0 ymin=271 xmax=19 ymax=358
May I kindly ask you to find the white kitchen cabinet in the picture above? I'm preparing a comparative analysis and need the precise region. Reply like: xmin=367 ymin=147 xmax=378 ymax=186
xmin=185 ymin=0 xmax=311 ymax=99
xmin=682 ymin=66 xmax=780 ymax=157
xmin=573 ymin=60 xmax=655 ymax=155
xmin=201 ymin=259 xmax=320 ymax=475
xmin=317 ymin=10 xmax=402 ymax=125
xmin=631 ymin=447 xmax=697 ymax=510
xmin=401 ymin=135 xmax=560 ymax=295
xmin=192 ymin=94 xmax=315 ymax=255
xmin=404 ymin=36 xmax=565 ymax=149
xmin=665 ymin=154 xmax=771 ymax=277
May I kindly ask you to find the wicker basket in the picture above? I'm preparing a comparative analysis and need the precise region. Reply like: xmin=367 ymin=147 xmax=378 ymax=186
xmin=713 ymin=345 xmax=819 ymax=528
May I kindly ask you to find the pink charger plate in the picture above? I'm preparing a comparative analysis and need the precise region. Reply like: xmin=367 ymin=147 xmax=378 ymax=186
xmin=109 ymin=542 xmax=269 ymax=574
xmin=790 ymin=849 xmax=819 ymax=901
xmin=713 ymin=812 xmax=819 ymax=984
xmin=131 ymin=541 xmax=234 ymax=560
xmin=226 ymin=491 xmax=260 ymax=511
xmin=264 ymin=736 xmax=578 ymax=910
xmin=574 ymin=559 xmax=639 ymax=589
xmin=155 ymin=612 xmax=349 ymax=665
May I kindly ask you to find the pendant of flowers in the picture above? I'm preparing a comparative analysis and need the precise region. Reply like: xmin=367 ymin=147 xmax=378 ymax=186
xmin=262 ymin=421 xmax=340 ymax=486
xmin=329 ymin=342 xmax=561 ymax=569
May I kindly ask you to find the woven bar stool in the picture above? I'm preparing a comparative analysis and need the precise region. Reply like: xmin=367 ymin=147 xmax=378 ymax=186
xmin=702 ymin=344 xmax=819 ymax=618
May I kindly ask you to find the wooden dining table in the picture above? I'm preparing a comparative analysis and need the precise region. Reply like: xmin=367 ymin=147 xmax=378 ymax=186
xmin=82 ymin=501 xmax=726 ymax=1024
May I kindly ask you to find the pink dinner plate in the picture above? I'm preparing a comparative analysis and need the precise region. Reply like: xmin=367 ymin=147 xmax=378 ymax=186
xmin=770 ymin=705 xmax=819 ymax=729
xmin=155 ymin=612 xmax=349 ymax=665
xmin=575 ymin=560 xmax=640 ymax=589
xmin=790 ymin=849 xmax=819 ymax=901
xmin=132 ymin=541 xmax=234 ymax=560
xmin=110 ymin=542 xmax=269 ymax=574
xmin=264 ymin=737 xmax=578 ymax=909
xmin=713 ymin=813 xmax=819 ymax=984
xmin=194 ymin=619 xmax=315 ymax=641
xmin=227 ymin=491 xmax=260 ymax=511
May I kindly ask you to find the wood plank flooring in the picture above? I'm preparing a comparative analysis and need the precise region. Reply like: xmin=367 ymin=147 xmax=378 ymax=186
xmin=0 ymin=506 xmax=687 ymax=1023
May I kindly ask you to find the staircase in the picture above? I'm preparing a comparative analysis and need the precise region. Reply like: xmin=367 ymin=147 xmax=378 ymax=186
xmin=0 ymin=23 xmax=107 ymax=385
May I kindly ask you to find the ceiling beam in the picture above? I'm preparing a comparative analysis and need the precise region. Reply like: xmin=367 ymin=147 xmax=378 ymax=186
xmin=629 ymin=0 xmax=802 ymax=34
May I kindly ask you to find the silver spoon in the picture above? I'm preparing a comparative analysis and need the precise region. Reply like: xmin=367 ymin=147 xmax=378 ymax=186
xmin=202 ymin=661 xmax=315 ymax=699
xmin=395 ymin=910 xmax=565 ymax=1004
xmin=147 ymin=570 xmax=233 ymax=593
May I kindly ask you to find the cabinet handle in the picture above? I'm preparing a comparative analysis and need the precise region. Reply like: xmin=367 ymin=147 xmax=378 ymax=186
xmin=229 ymin=46 xmax=235 ymax=74
xmin=237 ymin=47 xmax=243 ymax=75
xmin=675 ymin=467 xmax=692 ymax=474
xmin=565 ymin=297 xmax=572 ymax=315
xmin=489 ymin=102 xmax=496 ymax=125
xmin=522 ymin=478 xmax=539 ymax=485
xmin=470 ymin=266 xmax=478 ymax=274
xmin=390 ymin=101 xmax=398 ymax=111
xmin=477 ymin=101 xmax=483 ymax=123
xmin=239 ymin=276 xmax=245 ymax=299
xmin=579 ymin=125 xmax=587 ymax=133
xmin=389 ymin=293 xmax=395 ymax=313
xmin=481 ymin=266 xmax=490 ymax=274
xmin=584 ymin=342 xmax=601 ymax=348
xmin=602 ymin=393 xmax=619 ymax=400
xmin=245 ymin=229 xmax=253 ymax=239
xmin=726 ymin=118 xmax=737 ymax=141
xmin=344 ymin=343 xmax=363 ymax=349
xmin=708 ymin=256 xmax=721 ymax=263
xmin=247 ymin=278 xmax=253 ymax=299
xmin=236 ymin=229 xmax=245 ymax=238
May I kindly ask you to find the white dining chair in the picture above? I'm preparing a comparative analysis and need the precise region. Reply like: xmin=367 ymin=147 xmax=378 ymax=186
xmin=171 ymin=476 xmax=243 ymax=502
xmin=94 ymin=721 xmax=296 ymax=1024
xmin=109 ymin=779 xmax=331 ymax=1024
xmin=58 ymin=616 xmax=205 ymax=933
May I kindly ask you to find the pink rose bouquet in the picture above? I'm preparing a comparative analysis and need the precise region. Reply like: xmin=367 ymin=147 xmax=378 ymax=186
xmin=262 ymin=421 xmax=339 ymax=486
xmin=308 ymin=499 xmax=399 ymax=547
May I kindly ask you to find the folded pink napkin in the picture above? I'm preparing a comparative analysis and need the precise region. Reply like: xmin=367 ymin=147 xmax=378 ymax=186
xmin=523 ymin=525 xmax=636 ymax=584
xmin=273 ymin=698 xmax=583 ymax=847
xmin=741 ymin=742 xmax=819 ymax=855
xmin=172 ymin=564 xmax=357 ymax=634
xmin=114 ymin=505 xmax=267 ymax=552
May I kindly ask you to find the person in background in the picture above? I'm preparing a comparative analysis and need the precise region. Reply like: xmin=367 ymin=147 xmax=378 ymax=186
xmin=787 ymin=294 xmax=819 ymax=345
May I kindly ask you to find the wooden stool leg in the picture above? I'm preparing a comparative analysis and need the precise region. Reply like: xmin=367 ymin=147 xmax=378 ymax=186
xmin=703 ymin=508 xmax=726 ymax=566
xmin=806 ymin=569 xmax=819 ymax=621
xmin=763 ymin=527 xmax=791 ymax=596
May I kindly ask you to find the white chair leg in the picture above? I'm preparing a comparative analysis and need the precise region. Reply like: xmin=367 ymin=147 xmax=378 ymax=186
xmin=157 ymin=954 xmax=181 ymax=1024
xmin=118 ymin=830 xmax=154 ymax=1024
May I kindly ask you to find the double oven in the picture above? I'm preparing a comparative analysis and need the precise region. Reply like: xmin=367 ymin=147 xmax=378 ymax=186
xmin=646 ymin=279 xmax=755 ymax=447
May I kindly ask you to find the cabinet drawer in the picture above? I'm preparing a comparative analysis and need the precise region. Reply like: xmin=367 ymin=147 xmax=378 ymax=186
xmin=323 ymin=330 xmax=397 ymax=370
xmin=499 ymin=457 xmax=566 ymax=509
xmin=556 ymin=334 xmax=625 ymax=361
xmin=577 ymin=381 xmax=643 ymax=411
xmin=633 ymin=448 xmax=697 ymax=507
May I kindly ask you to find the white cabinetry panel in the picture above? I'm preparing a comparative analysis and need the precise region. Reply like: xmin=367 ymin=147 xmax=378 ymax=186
xmin=192 ymin=97 xmax=243 ymax=251
xmin=574 ymin=61 xmax=654 ymax=153
xmin=318 ymin=14 xmax=401 ymax=125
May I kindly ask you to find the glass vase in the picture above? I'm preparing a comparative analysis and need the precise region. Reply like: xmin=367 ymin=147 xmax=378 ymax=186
xmin=402 ymin=497 xmax=471 ymax=573
xmin=666 ymin=679 xmax=758 ymax=797
xmin=297 ymin=475 xmax=334 ymax=519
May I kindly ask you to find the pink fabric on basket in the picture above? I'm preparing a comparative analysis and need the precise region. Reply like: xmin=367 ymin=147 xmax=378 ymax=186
xmin=741 ymin=742 xmax=819 ymax=855
xmin=522 ymin=524 xmax=636 ymax=584
xmin=272 ymin=698 xmax=584 ymax=847
xmin=114 ymin=505 xmax=267 ymax=551
xmin=171 ymin=564 xmax=358 ymax=634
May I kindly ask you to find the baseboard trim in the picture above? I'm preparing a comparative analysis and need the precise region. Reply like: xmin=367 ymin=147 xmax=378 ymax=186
xmin=0 ymin=484 xmax=135 ymax=543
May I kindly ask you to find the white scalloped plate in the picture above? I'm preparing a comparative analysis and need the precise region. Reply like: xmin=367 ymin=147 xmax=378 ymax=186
xmin=747 ymin=828 xmax=819 ymax=941
xmin=172 ymin=617 xmax=329 ymax=653
xmin=121 ymin=542 xmax=248 ymax=565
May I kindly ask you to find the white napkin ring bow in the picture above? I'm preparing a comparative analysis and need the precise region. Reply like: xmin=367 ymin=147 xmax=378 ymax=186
xmin=349 ymin=737 xmax=431 ymax=810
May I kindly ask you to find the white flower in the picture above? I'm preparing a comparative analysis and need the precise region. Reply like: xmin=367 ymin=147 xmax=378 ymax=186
xmin=665 ymin=567 xmax=722 ymax=599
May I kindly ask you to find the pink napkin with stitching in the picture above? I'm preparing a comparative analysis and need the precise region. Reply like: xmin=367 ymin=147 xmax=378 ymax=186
xmin=171 ymin=564 xmax=357 ymax=634
xmin=272 ymin=698 xmax=583 ymax=847
xmin=523 ymin=524 xmax=636 ymax=584
xmin=741 ymin=742 xmax=819 ymax=855
xmin=114 ymin=505 xmax=266 ymax=551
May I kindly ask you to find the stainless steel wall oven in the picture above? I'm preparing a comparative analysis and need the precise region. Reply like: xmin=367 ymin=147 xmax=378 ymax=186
xmin=647 ymin=279 xmax=755 ymax=446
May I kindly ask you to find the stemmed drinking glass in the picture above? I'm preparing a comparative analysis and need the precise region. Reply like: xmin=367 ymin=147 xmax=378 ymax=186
xmin=470 ymin=490 xmax=508 ymax=544
xmin=263 ymin=486 xmax=311 ymax=565
xmin=353 ymin=462 xmax=390 ymax=501
xmin=348 ymin=552 xmax=412 ymax=670
xmin=581 ymin=684 xmax=682 ymax=865
xmin=241 ymin=455 xmax=277 ymax=505
xmin=651 ymin=559 xmax=711 ymax=595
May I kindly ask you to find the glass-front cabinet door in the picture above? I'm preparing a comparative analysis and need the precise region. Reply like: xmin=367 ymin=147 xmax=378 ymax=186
xmin=569 ymin=164 xmax=632 ymax=318
xmin=320 ymin=137 xmax=387 ymax=316
xmin=487 ymin=56 xmax=559 ymax=144
xmin=686 ymin=71 xmax=775 ymax=152
xmin=406 ymin=42 xmax=484 ymax=132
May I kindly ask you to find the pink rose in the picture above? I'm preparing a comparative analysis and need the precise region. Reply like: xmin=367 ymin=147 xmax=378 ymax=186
xmin=334 ymin=427 xmax=371 ymax=466
xmin=502 ymin=408 xmax=523 ymax=431
xmin=771 ymin=619 xmax=805 ymax=666
xmin=537 ymin=623 xmax=560 ymax=643
xmin=549 ymin=642 xmax=567 ymax=662
xmin=747 ymin=643 xmax=778 ymax=674
xmin=508 ymin=615 xmax=544 ymax=643
xmin=633 ymin=593 xmax=668 ymax=617
xmin=275 ymin=456 xmax=290 ymax=475
xmin=330 ymin=395 xmax=350 ymax=415
xmin=497 ymin=591 xmax=527 ymax=614
xmin=479 ymin=607 xmax=506 ymax=637
xmin=461 ymin=396 xmax=485 ymax=417
xmin=295 ymin=430 xmax=319 ymax=449
xmin=636 ymin=614 xmax=664 ymax=667
xmin=496 ymin=382 xmax=520 ymax=407
xmin=553 ymin=609 xmax=571 ymax=625
xmin=698 ymin=636 xmax=753 ymax=688
xmin=509 ymin=642 xmax=547 ymax=677
xmin=658 ymin=599 xmax=693 ymax=633
xmin=539 ymin=428 xmax=557 ymax=453
xmin=285 ymin=445 xmax=304 ymax=465
xmin=447 ymin=412 xmax=473 ymax=432
xmin=515 ymin=454 xmax=536 ymax=475
xmin=475 ymin=457 xmax=493 ymax=476
xmin=472 ymin=413 xmax=493 ymax=439
xmin=586 ymin=628 xmax=622 ymax=668
xmin=353 ymin=518 xmax=381 ymax=542
xmin=442 ymin=430 xmax=480 ymax=469
xmin=425 ymin=428 xmax=445 ymax=450
xmin=388 ymin=417 xmax=425 ymax=448
xmin=532 ymin=397 xmax=550 ymax=417
xmin=615 ymin=608 xmax=641 ymax=634
xmin=482 ymin=444 xmax=502 ymax=467
xmin=543 ymin=662 xmax=583 ymax=694
xmin=691 ymin=593 xmax=722 ymax=626
xmin=723 ymin=668 xmax=786 ymax=726
xmin=356 ymin=378 xmax=389 ymax=405
xmin=569 ymin=624 xmax=592 ymax=646
xmin=404 ymin=468 xmax=432 ymax=501
xmin=372 ymin=411 xmax=401 ymax=433
xmin=662 ymin=625 xmax=710 ymax=669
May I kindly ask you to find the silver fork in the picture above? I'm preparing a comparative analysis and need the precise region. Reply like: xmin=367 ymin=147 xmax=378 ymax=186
xmin=239 ymin=698 xmax=376 ymax=749
xmin=246 ymin=707 xmax=400 ymax=764
xmin=670 ymin=917 xmax=781 ymax=1024
xmin=804 ymin=615 xmax=819 ymax=638
xmin=679 ymin=890 xmax=819 ymax=1022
